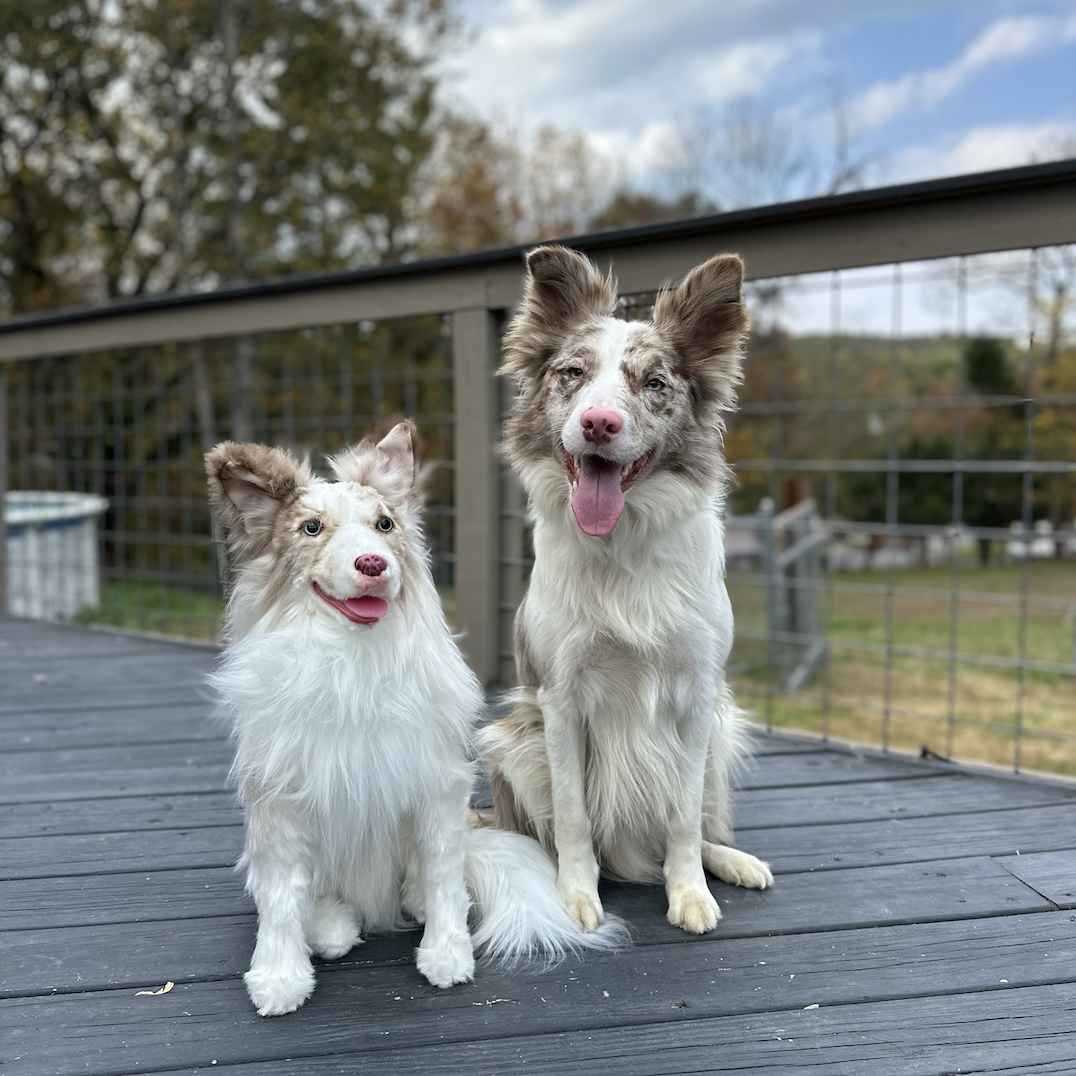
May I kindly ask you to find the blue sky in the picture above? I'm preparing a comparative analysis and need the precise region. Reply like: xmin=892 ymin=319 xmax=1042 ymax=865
xmin=441 ymin=0 xmax=1076 ymax=200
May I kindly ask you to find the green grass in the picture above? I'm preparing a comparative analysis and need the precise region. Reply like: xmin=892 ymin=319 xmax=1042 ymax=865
xmin=729 ymin=561 xmax=1076 ymax=776
xmin=74 ymin=581 xmax=223 ymax=642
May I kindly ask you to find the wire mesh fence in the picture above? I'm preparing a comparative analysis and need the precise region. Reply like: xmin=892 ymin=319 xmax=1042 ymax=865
xmin=2 ymin=316 xmax=456 ymax=641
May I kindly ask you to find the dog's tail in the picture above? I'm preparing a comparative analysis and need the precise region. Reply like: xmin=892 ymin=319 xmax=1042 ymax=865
xmin=462 ymin=825 xmax=628 ymax=964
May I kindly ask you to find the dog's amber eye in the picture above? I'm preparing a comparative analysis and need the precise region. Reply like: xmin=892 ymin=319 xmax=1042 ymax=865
xmin=567 ymin=367 xmax=584 ymax=379
xmin=376 ymin=516 xmax=393 ymax=532
xmin=302 ymin=519 xmax=322 ymax=536
xmin=648 ymin=377 xmax=666 ymax=391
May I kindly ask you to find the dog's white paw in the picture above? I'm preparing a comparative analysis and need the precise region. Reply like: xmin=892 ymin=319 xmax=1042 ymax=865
xmin=416 ymin=934 xmax=475 ymax=988
xmin=703 ymin=843 xmax=774 ymax=890
xmin=244 ymin=961 xmax=316 ymax=1017
xmin=559 ymin=885 xmax=605 ymax=933
xmin=666 ymin=884 xmax=722 ymax=934
xmin=307 ymin=898 xmax=361 ymax=960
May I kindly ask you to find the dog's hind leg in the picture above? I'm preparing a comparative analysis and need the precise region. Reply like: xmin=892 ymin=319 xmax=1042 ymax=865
xmin=701 ymin=841 xmax=773 ymax=889
xmin=306 ymin=895 xmax=361 ymax=960
xmin=476 ymin=690 xmax=555 ymax=850
xmin=700 ymin=683 xmax=774 ymax=892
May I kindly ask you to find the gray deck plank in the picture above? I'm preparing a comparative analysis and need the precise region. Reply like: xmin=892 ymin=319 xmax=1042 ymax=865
xmin=0 ymin=706 xmax=227 ymax=753
xmin=745 ymin=801 xmax=1076 ymax=872
xmin=996 ymin=849 xmax=1076 ymax=905
xmin=10 ymin=799 xmax=1076 ymax=882
xmin=0 ymin=740 xmax=231 ymax=803
xmin=3 ymin=771 xmax=1069 ymax=841
xmin=0 ymin=791 xmax=241 ymax=840
xmin=735 ymin=771 xmax=1076 ymax=828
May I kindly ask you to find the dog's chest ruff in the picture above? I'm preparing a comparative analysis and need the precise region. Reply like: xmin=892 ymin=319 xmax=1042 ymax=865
xmin=215 ymin=619 xmax=475 ymax=833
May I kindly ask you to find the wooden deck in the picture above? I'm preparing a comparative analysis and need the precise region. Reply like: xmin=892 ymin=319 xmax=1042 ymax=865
xmin=3 ymin=617 xmax=1076 ymax=1075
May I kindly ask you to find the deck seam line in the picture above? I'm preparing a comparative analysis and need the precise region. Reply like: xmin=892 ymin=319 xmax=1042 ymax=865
xmin=6 ymin=840 xmax=1076 ymax=883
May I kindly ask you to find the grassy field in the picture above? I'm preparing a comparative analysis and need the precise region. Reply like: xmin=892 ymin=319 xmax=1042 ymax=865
xmin=729 ymin=561 xmax=1076 ymax=776
xmin=74 ymin=581 xmax=223 ymax=642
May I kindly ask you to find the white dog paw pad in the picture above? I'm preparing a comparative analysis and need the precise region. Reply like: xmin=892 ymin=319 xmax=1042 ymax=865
xmin=416 ymin=937 xmax=475 ymax=988
xmin=244 ymin=964 xmax=315 ymax=1017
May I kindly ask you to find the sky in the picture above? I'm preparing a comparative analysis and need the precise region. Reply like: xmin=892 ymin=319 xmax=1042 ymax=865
xmin=439 ymin=0 xmax=1076 ymax=201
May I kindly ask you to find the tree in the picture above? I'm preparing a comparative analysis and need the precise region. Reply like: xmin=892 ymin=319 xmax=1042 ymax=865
xmin=654 ymin=92 xmax=876 ymax=212
xmin=589 ymin=189 xmax=717 ymax=231
xmin=409 ymin=120 xmax=619 ymax=255
xmin=0 ymin=0 xmax=452 ymax=315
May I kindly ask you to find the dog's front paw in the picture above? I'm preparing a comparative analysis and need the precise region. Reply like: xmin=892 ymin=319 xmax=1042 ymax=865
xmin=244 ymin=961 xmax=316 ymax=1017
xmin=559 ymin=885 xmax=605 ymax=932
xmin=703 ymin=843 xmax=774 ymax=890
xmin=667 ymin=885 xmax=722 ymax=934
xmin=307 ymin=898 xmax=362 ymax=960
xmin=416 ymin=934 xmax=475 ymax=988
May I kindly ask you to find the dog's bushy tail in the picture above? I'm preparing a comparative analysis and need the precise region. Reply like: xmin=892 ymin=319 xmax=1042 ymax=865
xmin=463 ymin=826 xmax=628 ymax=964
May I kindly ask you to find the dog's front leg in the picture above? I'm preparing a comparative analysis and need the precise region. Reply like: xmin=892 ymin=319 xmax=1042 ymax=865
xmin=541 ymin=687 xmax=604 ymax=931
xmin=412 ymin=778 xmax=475 ymax=988
xmin=664 ymin=693 xmax=722 ymax=934
xmin=242 ymin=794 xmax=316 ymax=1016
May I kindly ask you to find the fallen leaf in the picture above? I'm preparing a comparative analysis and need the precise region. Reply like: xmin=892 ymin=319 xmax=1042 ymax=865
xmin=135 ymin=982 xmax=174 ymax=996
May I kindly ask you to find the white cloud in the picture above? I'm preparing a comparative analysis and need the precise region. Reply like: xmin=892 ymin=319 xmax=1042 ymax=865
xmin=851 ymin=15 xmax=1067 ymax=132
xmin=441 ymin=0 xmax=821 ymax=137
xmin=695 ymin=36 xmax=814 ymax=103
xmin=886 ymin=121 xmax=1076 ymax=184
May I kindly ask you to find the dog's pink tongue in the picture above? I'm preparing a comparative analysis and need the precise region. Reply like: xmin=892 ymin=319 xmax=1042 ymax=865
xmin=571 ymin=455 xmax=624 ymax=536
xmin=344 ymin=596 xmax=388 ymax=619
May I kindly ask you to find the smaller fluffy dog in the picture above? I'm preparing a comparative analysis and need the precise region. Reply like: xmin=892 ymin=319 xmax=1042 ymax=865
xmin=207 ymin=422 xmax=618 ymax=1017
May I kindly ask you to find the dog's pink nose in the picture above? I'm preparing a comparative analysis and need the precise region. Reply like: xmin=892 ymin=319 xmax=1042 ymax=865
xmin=580 ymin=408 xmax=623 ymax=445
xmin=355 ymin=554 xmax=387 ymax=577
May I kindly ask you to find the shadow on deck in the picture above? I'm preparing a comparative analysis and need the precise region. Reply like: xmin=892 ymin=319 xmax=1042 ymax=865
xmin=3 ymin=616 xmax=1076 ymax=1075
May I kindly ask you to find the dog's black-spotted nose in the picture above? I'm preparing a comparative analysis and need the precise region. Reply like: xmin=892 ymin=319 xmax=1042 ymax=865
xmin=355 ymin=554 xmax=387 ymax=576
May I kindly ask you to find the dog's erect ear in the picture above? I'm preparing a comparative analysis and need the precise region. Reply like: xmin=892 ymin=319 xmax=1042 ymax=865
xmin=502 ymin=246 xmax=617 ymax=379
xmin=330 ymin=419 xmax=419 ymax=505
xmin=653 ymin=253 xmax=749 ymax=412
xmin=205 ymin=442 xmax=310 ymax=558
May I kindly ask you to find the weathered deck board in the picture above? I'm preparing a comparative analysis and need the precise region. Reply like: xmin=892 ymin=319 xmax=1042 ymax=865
xmin=3 ymin=615 xmax=1076 ymax=1076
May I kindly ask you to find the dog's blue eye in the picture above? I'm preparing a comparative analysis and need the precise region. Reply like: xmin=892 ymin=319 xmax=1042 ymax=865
xmin=567 ymin=367 xmax=584 ymax=379
xmin=648 ymin=378 xmax=665 ymax=391
xmin=302 ymin=519 xmax=322 ymax=536
xmin=377 ymin=516 xmax=393 ymax=532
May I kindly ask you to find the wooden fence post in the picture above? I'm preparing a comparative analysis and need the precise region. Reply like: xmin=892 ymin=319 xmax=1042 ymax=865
xmin=452 ymin=307 xmax=502 ymax=685
xmin=0 ymin=362 xmax=7 ymax=615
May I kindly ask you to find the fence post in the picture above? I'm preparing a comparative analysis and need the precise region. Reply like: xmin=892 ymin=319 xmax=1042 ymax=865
xmin=0 ymin=362 xmax=7 ymax=615
xmin=452 ymin=307 xmax=502 ymax=685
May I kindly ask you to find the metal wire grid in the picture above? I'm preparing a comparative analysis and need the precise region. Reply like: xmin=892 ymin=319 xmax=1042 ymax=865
xmin=726 ymin=248 xmax=1076 ymax=774
xmin=1 ymin=316 xmax=456 ymax=642
xmin=494 ymin=247 xmax=1076 ymax=774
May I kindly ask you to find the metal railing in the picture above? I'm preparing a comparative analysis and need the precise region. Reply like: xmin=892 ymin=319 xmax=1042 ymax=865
xmin=2 ymin=159 xmax=1075 ymax=774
